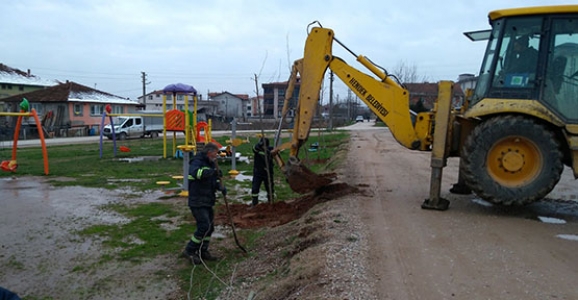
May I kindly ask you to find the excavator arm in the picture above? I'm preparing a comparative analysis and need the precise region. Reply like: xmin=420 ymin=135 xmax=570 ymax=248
xmin=274 ymin=26 xmax=437 ymax=193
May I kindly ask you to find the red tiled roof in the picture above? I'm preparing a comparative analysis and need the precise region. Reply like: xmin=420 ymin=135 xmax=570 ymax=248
xmin=404 ymin=82 xmax=464 ymax=96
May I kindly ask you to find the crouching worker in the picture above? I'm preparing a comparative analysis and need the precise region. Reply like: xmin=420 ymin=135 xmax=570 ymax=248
xmin=182 ymin=142 xmax=227 ymax=265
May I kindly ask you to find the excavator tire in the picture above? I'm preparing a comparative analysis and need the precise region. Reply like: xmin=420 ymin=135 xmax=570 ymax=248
xmin=461 ymin=115 xmax=563 ymax=205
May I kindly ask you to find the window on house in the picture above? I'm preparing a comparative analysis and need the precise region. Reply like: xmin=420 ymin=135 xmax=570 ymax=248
xmin=148 ymin=95 xmax=153 ymax=100
xmin=90 ymin=104 xmax=104 ymax=116
xmin=18 ymin=86 xmax=24 ymax=91
xmin=156 ymin=94 xmax=160 ymax=98
xmin=74 ymin=103 xmax=83 ymax=116
xmin=30 ymin=103 xmax=43 ymax=114
xmin=112 ymin=106 xmax=123 ymax=114
xmin=177 ymin=94 xmax=184 ymax=101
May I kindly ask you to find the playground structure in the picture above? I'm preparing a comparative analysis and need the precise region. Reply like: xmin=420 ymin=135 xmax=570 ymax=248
xmin=0 ymin=98 xmax=49 ymax=175
xmin=97 ymin=83 xmax=247 ymax=197
xmin=98 ymin=83 xmax=214 ymax=159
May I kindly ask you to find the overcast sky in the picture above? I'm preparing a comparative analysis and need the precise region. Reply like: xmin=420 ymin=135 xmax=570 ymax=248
xmin=1 ymin=0 xmax=575 ymax=102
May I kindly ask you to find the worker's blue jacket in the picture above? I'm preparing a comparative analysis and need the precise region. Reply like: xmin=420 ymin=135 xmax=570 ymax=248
xmin=187 ymin=151 xmax=220 ymax=207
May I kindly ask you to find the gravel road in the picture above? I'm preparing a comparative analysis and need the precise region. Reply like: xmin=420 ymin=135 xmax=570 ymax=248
xmin=341 ymin=122 xmax=578 ymax=299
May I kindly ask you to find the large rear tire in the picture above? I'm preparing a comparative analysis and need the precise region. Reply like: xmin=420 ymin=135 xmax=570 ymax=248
xmin=462 ymin=115 xmax=563 ymax=205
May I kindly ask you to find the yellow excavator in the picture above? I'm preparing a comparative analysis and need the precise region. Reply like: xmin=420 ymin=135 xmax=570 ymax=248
xmin=272 ymin=5 xmax=578 ymax=210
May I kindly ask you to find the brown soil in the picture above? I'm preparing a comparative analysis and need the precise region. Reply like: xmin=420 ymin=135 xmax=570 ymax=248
xmin=214 ymin=179 xmax=359 ymax=229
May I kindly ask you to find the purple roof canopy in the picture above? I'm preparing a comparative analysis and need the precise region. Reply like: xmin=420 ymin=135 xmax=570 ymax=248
xmin=163 ymin=83 xmax=197 ymax=94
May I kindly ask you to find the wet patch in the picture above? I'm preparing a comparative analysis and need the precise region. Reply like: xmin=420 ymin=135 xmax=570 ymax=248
xmin=556 ymin=234 xmax=578 ymax=241
xmin=471 ymin=198 xmax=494 ymax=207
xmin=0 ymin=177 xmax=178 ymax=298
xmin=537 ymin=216 xmax=567 ymax=224
xmin=231 ymin=171 xmax=252 ymax=182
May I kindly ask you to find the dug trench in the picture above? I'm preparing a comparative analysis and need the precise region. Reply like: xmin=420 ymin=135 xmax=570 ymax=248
xmin=214 ymin=177 xmax=353 ymax=229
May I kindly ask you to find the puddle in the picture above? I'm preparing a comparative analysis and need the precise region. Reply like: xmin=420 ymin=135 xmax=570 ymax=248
xmin=556 ymin=234 xmax=578 ymax=241
xmin=231 ymin=171 xmax=252 ymax=182
xmin=538 ymin=216 xmax=567 ymax=224
xmin=116 ymin=156 xmax=162 ymax=163
xmin=471 ymin=198 xmax=493 ymax=207
xmin=0 ymin=176 xmax=177 ymax=298
xmin=218 ymin=155 xmax=250 ymax=164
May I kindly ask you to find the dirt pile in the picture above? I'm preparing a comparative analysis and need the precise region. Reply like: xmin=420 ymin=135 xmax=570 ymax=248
xmin=214 ymin=180 xmax=356 ymax=229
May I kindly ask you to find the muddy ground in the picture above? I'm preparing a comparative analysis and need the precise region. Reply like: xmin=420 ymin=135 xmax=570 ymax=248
xmin=2 ymin=122 xmax=578 ymax=299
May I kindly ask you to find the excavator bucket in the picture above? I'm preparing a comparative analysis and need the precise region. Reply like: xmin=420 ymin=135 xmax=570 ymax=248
xmin=284 ymin=157 xmax=335 ymax=194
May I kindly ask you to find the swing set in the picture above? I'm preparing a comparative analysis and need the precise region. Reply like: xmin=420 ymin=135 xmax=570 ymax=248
xmin=0 ymin=98 xmax=49 ymax=175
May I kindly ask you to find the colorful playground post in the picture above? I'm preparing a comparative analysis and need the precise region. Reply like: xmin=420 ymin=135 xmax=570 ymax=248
xmin=0 ymin=98 xmax=49 ymax=175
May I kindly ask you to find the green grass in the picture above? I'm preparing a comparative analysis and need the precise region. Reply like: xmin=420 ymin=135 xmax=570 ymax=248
xmin=1 ymin=130 xmax=350 ymax=299
xmin=77 ymin=202 xmax=190 ymax=262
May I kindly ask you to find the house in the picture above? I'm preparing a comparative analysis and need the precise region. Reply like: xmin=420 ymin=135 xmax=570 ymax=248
xmin=138 ymin=89 xmax=199 ymax=111
xmin=0 ymin=63 xmax=58 ymax=112
xmin=207 ymin=92 xmax=249 ymax=121
xmin=2 ymin=81 xmax=138 ymax=137
xmin=137 ymin=89 xmax=222 ymax=122
xmin=404 ymin=82 xmax=465 ymax=111
xmin=456 ymin=73 xmax=478 ymax=96
xmin=261 ymin=79 xmax=301 ymax=120
xmin=248 ymin=95 xmax=263 ymax=118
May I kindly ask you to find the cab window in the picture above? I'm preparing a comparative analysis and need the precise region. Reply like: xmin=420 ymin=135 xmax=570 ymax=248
xmin=492 ymin=17 xmax=542 ymax=91
xmin=544 ymin=17 xmax=578 ymax=121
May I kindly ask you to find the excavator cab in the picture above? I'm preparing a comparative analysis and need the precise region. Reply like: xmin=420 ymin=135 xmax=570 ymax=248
xmin=469 ymin=8 xmax=578 ymax=119
xmin=458 ymin=6 xmax=578 ymax=205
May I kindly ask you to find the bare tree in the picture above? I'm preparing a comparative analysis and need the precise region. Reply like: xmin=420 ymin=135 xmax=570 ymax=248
xmin=391 ymin=60 xmax=429 ymax=83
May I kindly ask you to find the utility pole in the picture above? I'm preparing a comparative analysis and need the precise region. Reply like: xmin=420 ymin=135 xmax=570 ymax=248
xmin=141 ymin=72 xmax=150 ymax=107
xmin=329 ymin=71 xmax=334 ymax=130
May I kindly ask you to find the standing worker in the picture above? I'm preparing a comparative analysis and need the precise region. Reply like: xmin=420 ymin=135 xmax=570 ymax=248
xmin=251 ymin=137 xmax=274 ymax=206
xmin=182 ymin=142 xmax=227 ymax=265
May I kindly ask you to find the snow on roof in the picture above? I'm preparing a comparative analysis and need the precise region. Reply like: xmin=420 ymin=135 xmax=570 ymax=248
xmin=0 ymin=71 xmax=58 ymax=87
xmin=69 ymin=90 xmax=138 ymax=105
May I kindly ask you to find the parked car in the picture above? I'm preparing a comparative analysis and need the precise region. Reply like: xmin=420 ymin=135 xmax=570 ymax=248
xmin=103 ymin=115 xmax=163 ymax=140
xmin=355 ymin=115 xmax=364 ymax=123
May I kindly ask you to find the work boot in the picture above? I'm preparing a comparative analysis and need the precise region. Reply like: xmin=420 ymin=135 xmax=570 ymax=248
xmin=182 ymin=240 xmax=202 ymax=265
xmin=252 ymin=197 xmax=259 ymax=206
xmin=200 ymin=250 xmax=219 ymax=261
xmin=181 ymin=250 xmax=201 ymax=265
xmin=200 ymin=241 xmax=219 ymax=261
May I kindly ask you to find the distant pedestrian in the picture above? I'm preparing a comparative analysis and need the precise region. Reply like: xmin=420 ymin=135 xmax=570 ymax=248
xmin=182 ymin=142 xmax=227 ymax=265
xmin=251 ymin=137 xmax=274 ymax=206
